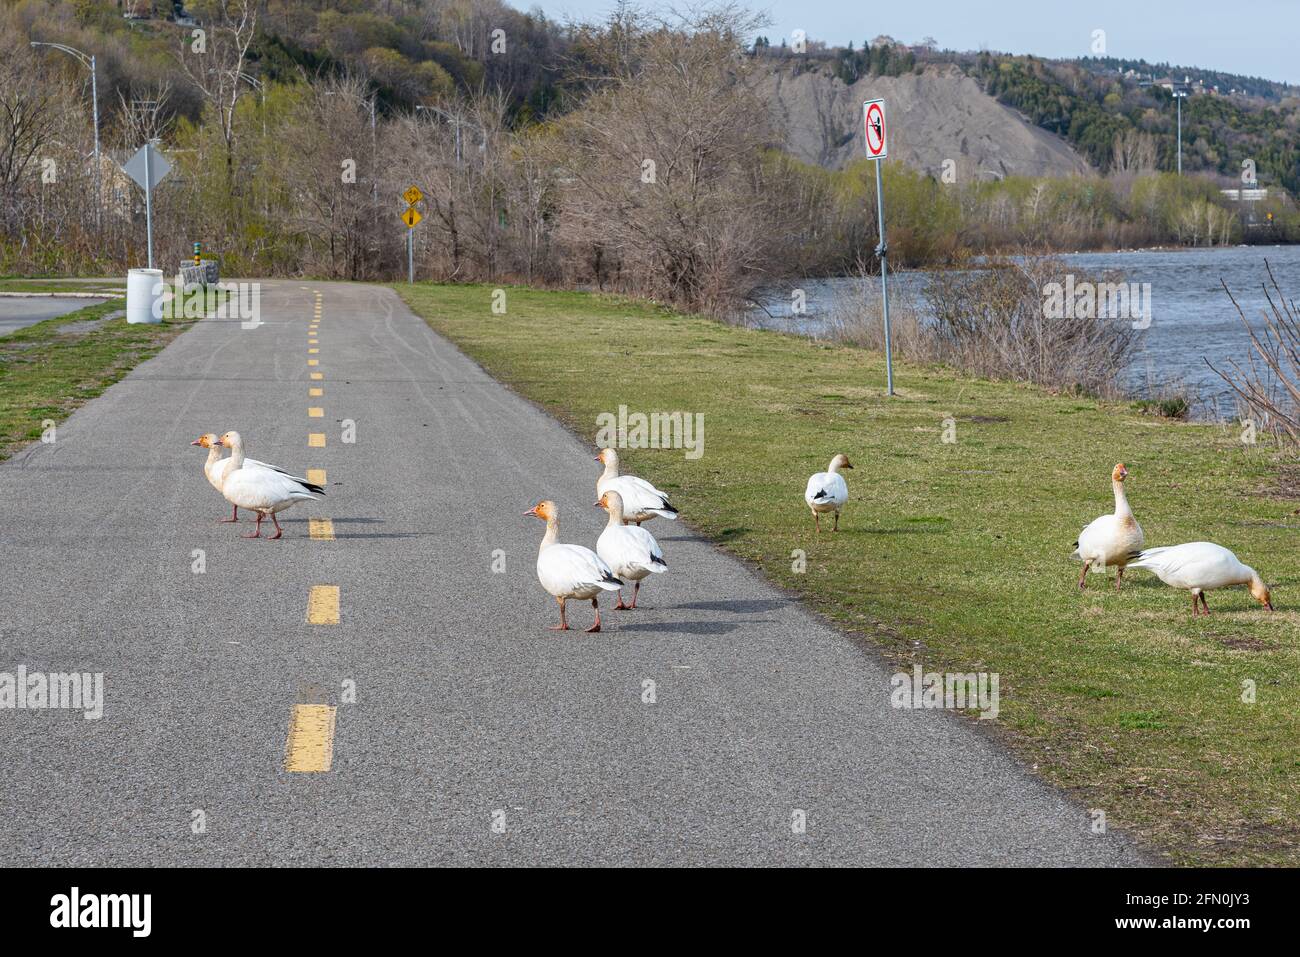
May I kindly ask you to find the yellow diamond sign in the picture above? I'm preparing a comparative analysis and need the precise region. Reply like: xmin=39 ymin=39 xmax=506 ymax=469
xmin=402 ymin=185 xmax=423 ymax=206
xmin=402 ymin=207 xmax=422 ymax=229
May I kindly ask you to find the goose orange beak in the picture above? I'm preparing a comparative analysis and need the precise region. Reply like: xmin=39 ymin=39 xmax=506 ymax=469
xmin=190 ymin=439 xmax=203 ymax=446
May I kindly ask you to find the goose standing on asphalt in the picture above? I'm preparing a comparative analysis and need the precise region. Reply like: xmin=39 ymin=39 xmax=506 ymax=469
xmin=215 ymin=431 xmax=321 ymax=539
xmin=191 ymin=432 xmax=323 ymax=523
xmin=804 ymin=453 xmax=853 ymax=532
xmin=595 ymin=490 xmax=667 ymax=609
xmin=1128 ymin=542 xmax=1274 ymax=616
xmin=1072 ymin=463 xmax=1144 ymax=590
xmin=595 ymin=448 xmax=678 ymax=525
xmin=526 ymin=500 xmax=623 ymax=631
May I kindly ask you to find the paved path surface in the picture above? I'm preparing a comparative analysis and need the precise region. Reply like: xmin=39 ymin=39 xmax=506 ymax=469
xmin=0 ymin=297 xmax=108 ymax=335
xmin=0 ymin=281 xmax=1146 ymax=865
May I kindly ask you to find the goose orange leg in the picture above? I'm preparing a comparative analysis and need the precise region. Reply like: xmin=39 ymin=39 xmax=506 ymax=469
xmin=614 ymin=588 xmax=630 ymax=610
xmin=242 ymin=512 xmax=264 ymax=539
xmin=586 ymin=598 xmax=602 ymax=633
xmin=1114 ymin=566 xmax=1124 ymax=591
xmin=814 ymin=512 xmax=822 ymax=534
xmin=1078 ymin=560 xmax=1092 ymax=590
xmin=219 ymin=505 xmax=240 ymax=524
xmin=1199 ymin=592 xmax=1211 ymax=615
xmin=630 ymin=581 xmax=641 ymax=608
xmin=268 ymin=512 xmax=284 ymax=540
xmin=833 ymin=511 xmax=840 ymax=532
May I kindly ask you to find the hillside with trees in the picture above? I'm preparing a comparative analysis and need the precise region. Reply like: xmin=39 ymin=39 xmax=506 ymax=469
xmin=2 ymin=0 xmax=1298 ymax=314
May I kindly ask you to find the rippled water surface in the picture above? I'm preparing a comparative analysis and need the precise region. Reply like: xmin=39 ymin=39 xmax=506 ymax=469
xmin=751 ymin=245 xmax=1300 ymax=419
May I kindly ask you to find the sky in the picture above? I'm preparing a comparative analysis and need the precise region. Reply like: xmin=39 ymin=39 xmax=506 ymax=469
xmin=512 ymin=0 xmax=1300 ymax=86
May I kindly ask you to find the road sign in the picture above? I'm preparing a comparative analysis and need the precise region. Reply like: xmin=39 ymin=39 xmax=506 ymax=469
xmin=402 ymin=185 xmax=423 ymax=206
xmin=122 ymin=143 xmax=171 ymax=190
xmin=861 ymin=98 xmax=893 ymax=394
xmin=122 ymin=143 xmax=171 ymax=269
xmin=863 ymin=99 xmax=887 ymax=159
xmin=402 ymin=207 xmax=422 ymax=229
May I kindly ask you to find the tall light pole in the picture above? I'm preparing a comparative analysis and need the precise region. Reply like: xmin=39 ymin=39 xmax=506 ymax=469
xmin=237 ymin=71 xmax=265 ymax=138
xmin=32 ymin=41 xmax=100 ymax=228
xmin=416 ymin=104 xmax=463 ymax=167
xmin=1173 ymin=84 xmax=1188 ymax=176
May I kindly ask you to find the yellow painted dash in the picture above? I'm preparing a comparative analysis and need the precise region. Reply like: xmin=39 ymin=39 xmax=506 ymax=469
xmin=310 ymin=372 xmax=323 ymax=380
xmin=309 ymin=518 xmax=335 ymax=541
xmin=307 ymin=584 xmax=339 ymax=624
xmin=309 ymin=387 xmax=323 ymax=397
xmin=284 ymin=704 xmax=337 ymax=772
xmin=309 ymin=432 xmax=326 ymax=448
xmin=309 ymin=338 xmax=318 ymax=344
xmin=306 ymin=468 xmax=326 ymax=485
xmin=308 ymin=359 xmax=319 ymax=366
xmin=308 ymin=407 xmax=324 ymax=418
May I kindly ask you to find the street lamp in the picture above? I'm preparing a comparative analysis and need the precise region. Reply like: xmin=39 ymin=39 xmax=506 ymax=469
xmin=31 ymin=41 xmax=100 ymax=227
xmin=237 ymin=71 xmax=265 ymax=138
xmin=1172 ymin=82 xmax=1189 ymax=176
xmin=416 ymin=105 xmax=465 ymax=167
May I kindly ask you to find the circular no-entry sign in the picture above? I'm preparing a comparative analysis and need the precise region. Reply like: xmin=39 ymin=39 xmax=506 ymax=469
xmin=863 ymin=99 xmax=888 ymax=159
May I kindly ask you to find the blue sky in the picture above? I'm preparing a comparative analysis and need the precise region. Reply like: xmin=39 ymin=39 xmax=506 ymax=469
xmin=512 ymin=0 xmax=1300 ymax=86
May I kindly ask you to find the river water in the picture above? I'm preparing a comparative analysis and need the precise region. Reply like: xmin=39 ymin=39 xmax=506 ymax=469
xmin=750 ymin=245 xmax=1300 ymax=420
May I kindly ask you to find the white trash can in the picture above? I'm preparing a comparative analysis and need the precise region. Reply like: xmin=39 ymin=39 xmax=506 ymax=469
xmin=126 ymin=268 xmax=165 ymax=324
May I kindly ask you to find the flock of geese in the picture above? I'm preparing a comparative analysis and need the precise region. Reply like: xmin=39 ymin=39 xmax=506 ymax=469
xmin=1071 ymin=462 xmax=1273 ymax=616
xmin=189 ymin=437 xmax=1275 ymax=624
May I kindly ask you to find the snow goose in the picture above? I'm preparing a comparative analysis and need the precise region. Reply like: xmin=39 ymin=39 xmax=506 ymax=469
xmin=804 ymin=453 xmax=853 ymax=532
xmin=595 ymin=448 xmax=678 ymax=525
xmin=1071 ymin=463 xmax=1145 ymax=590
xmin=1128 ymin=542 xmax=1273 ymax=616
xmin=595 ymin=490 xmax=667 ymax=609
xmin=215 ymin=431 xmax=321 ymax=539
xmin=191 ymin=432 xmax=323 ymax=523
xmin=526 ymin=500 xmax=623 ymax=632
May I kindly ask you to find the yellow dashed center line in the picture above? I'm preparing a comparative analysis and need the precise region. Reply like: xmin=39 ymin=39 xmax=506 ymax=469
xmin=308 ymin=407 xmax=323 ymax=418
xmin=309 ymin=348 xmax=319 ymax=355
xmin=309 ymin=518 xmax=336 ymax=541
xmin=306 ymin=468 xmax=326 ymax=485
xmin=309 ymin=338 xmax=318 ymax=344
xmin=309 ymin=433 xmax=326 ymax=448
xmin=307 ymin=585 xmax=339 ymax=623
xmin=284 ymin=704 xmax=337 ymax=772
xmin=310 ymin=372 xmax=323 ymax=380
xmin=309 ymin=387 xmax=323 ymax=397
xmin=308 ymin=359 xmax=319 ymax=366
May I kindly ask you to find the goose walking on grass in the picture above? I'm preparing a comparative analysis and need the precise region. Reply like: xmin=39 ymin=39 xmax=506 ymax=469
xmin=1128 ymin=542 xmax=1274 ymax=616
xmin=215 ymin=431 xmax=321 ymax=540
xmin=1072 ymin=463 xmax=1144 ymax=590
xmin=804 ymin=453 xmax=853 ymax=533
xmin=595 ymin=490 xmax=667 ymax=609
xmin=526 ymin=500 xmax=623 ymax=631
xmin=191 ymin=432 xmax=323 ymax=523
xmin=595 ymin=448 xmax=678 ymax=525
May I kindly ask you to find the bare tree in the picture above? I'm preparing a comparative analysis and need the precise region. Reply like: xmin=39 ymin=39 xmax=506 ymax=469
xmin=174 ymin=0 xmax=258 ymax=193
xmin=1208 ymin=262 xmax=1300 ymax=447
xmin=551 ymin=6 xmax=780 ymax=312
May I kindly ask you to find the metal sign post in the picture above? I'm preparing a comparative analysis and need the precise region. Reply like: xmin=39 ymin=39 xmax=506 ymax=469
xmin=144 ymin=145 xmax=153 ymax=268
xmin=402 ymin=186 xmax=423 ymax=284
xmin=122 ymin=143 xmax=171 ymax=269
xmin=863 ymin=98 xmax=894 ymax=396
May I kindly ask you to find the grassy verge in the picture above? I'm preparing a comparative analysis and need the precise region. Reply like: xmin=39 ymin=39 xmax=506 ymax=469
xmin=0 ymin=299 xmax=193 ymax=461
xmin=397 ymin=282 xmax=1300 ymax=866
xmin=0 ymin=278 xmax=125 ymax=295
